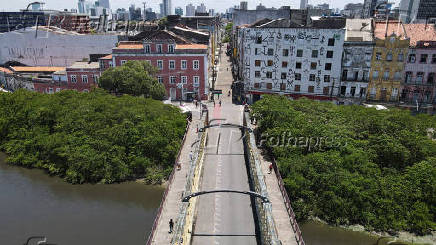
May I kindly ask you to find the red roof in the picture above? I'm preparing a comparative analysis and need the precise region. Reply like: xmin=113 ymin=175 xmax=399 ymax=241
xmin=100 ymin=54 xmax=112 ymax=59
xmin=114 ymin=42 xmax=143 ymax=50
xmin=374 ymin=20 xmax=436 ymax=47
xmin=0 ymin=67 xmax=12 ymax=74
xmin=176 ymin=44 xmax=207 ymax=50
xmin=10 ymin=66 xmax=66 ymax=73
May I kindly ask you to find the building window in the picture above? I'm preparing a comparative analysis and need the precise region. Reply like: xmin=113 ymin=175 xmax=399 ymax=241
xmin=280 ymin=83 xmax=286 ymax=91
xmin=296 ymin=62 xmax=302 ymax=69
xmin=308 ymin=86 xmax=314 ymax=93
xmin=83 ymin=89 xmax=89 ymax=93
xmin=405 ymin=72 xmax=412 ymax=83
xmin=312 ymin=50 xmax=318 ymax=58
xmin=394 ymin=71 xmax=401 ymax=80
xmin=294 ymin=84 xmax=300 ymax=92
xmin=193 ymin=76 xmax=200 ymax=87
xmin=266 ymin=72 xmax=273 ymax=78
xmin=310 ymin=62 xmax=317 ymax=70
xmin=169 ymin=60 xmax=175 ymax=69
xmin=309 ymin=74 xmax=316 ymax=81
xmin=158 ymin=76 xmax=163 ymax=83
xmin=82 ymin=75 xmax=88 ymax=83
xmin=254 ymin=83 xmax=260 ymax=88
xmin=297 ymin=49 xmax=303 ymax=57
xmin=428 ymin=73 xmax=435 ymax=84
xmin=267 ymin=49 xmax=274 ymax=56
xmin=121 ymin=60 xmax=127 ymax=65
xmin=283 ymin=49 xmax=289 ymax=56
xmin=342 ymin=69 xmax=348 ymax=80
xmin=255 ymin=48 xmax=259 ymax=55
xmin=386 ymin=52 xmax=393 ymax=61
xmin=351 ymin=87 xmax=356 ymax=96
xmin=326 ymin=50 xmax=333 ymax=58
xmin=324 ymin=75 xmax=330 ymax=83
xmin=266 ymin=83 xmax=273 ymax=89
xmin=376 ymin=52 xmax=382 ymax=60
xmin=281 ymin=73 xmax=287 ymax=79
xmin=373 ymin=70 xmax=379 ymax=79
xmin=193 ymin=60 xmax=200 ymax=70
xmin=255 ymin=60 xmax=261 ymax=67
xmin=256 ymin=36 xmax=262 ymax=44
xmin=145 ymin=45 xmax=151 ymax=53
xmin=168 ymin=44 xmax=175 ymax=53
xmin=48 ymin=87 xmax=53 ymax=94
xmin=295 ymin=73 xmax=301 ymax=80
xmin=420 ymin=54 xmax=428 ymax=63
xmin=157 ymin=60 xmax=163 ymax=70
xmin=71 ymin=75 xmax=77 ymax=83
xmin=170 ymin=76 xmax=177 ymax=84
xmin=383 ymin=69 xmax=390 ymax=80
xmin=365 ymin=52 xmax=372 ymax=62
xmin=157 ymin=44 xmax=163 ymax=53
xmin=56 ymin=88 xmax=61 ymax=93
xmin=93 ymin=75 xmax=99 ymax=83
xmin=408 ymin=54 xmax=416 ymax=63
xmin=363 ymin=71 xmax=369 ymax=81
xmin=282 ymin=61 xmax=288 ymax=68
xmin=255 ymin=71 xmax=261 ymax=78
xmin=397 ymin=53 xmax=404 ymax=62
xmin=181 ymin=76 xmax=187 ymax=84
xmin=328 ymin=38 xmax=335 ymax=46
xmin=392 ymin=88 xmax=398 ymax=98
xmin=432 ymin=54 xmax=436 ymax=64
xmin=416 ymin=72 xmax=424 ymax=83
xmin=181 ymin=60 xmax=187 ymax=69
xmin=325 ymin=63 xmax=332 ymax=70
xmin=267 ymin=60 xmax=273 ymax=66
xmin=323 ymin=86 xmax=329 ymax=95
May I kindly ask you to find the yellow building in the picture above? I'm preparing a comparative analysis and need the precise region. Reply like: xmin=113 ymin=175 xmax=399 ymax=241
xmin=367 ymin=21 xmax=410 ymax=102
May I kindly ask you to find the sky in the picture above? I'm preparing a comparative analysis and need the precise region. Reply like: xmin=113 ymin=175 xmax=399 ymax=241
xmin=1 ymin=0 xmax=401 ymax=14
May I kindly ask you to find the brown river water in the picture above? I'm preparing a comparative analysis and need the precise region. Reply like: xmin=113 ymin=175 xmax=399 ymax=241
xmin=0 ymin=152 xmax=380 ymax=245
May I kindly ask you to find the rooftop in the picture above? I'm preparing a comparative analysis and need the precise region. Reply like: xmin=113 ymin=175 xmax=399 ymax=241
xmin=175 ymin=44 xmax=208 ymax=50
xmin=0 ymin=67 xmax=12 ymax=74
xmin=68 ymin=62 xmax=100 ymax=69
xmin=10 ymin=66 xmax=66 ymax=73
xmin=114 ymin=42 xmax=144 ymax=50
xmin=100 ymin=54 xmax=113 ymax=60
xmin=404 ymin=24 xmax=436 ymax=47
xmin=242 ymin=17 xmax=345 ymax=29
xmin=345 ymin=19 xmax=374 ymax=42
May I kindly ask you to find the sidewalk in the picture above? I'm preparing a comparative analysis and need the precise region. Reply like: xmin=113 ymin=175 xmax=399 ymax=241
xmin=250 ymin=126 xmax=299 ymax=245
xmin=151 ymin=114 xmax=203 ymax=245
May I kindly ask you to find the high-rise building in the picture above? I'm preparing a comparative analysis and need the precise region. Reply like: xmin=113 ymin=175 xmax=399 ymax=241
xmin=175 ymin=7 xmax=183 ymax=16
xmin=98 ymin=0 xmax=110 ymax=9
xmin=209 ymin=9 xmax=215 ymax=16
xmin=162 ymin=0 xmax=172 ymax=16
xmin=78 ymin=0 xmax=85 ymax=13
xmin=363 ymin=0 xmax=385 ymax=18
xmin=300 ymin=0 xmax=308 ymax=9
xmin=399 ymin=0 xmax=436 ymax=23
xmin=240 ymin=1 xmax=248 ymax=10
xmin=196 ymin=3 xmax=207 ymax=14
xmin=186 ymin=4 xmax=195 ymax=16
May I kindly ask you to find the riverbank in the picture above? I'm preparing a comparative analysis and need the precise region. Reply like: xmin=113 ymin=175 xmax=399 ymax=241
xmin=307 ymin=217 xmax=435 ymax=245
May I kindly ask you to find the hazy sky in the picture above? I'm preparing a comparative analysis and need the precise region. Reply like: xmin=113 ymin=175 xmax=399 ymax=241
xmin=1 ymin=0 xmax=400 ymax=13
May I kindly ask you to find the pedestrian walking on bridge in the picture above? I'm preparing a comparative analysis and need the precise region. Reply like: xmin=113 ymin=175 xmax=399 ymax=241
xmin=169 ymin=219 xmax=174 ymax=233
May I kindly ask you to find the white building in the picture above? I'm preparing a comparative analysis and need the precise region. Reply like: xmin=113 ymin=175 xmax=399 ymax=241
xmin=0 ymin=26 xmax=119 ymax=67
xmin=186 ymin=4 xmax=195 ymax=16
xmin=196 ymin=4 xmax=207 ymax=14
xmin=236 ymin=18 xmax=346 ymax=103
xmin=339 ymin=19 xmax=374 ymax=104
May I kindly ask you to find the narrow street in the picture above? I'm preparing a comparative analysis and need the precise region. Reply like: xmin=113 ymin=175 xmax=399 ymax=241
xmin=191 ymin=52 xmax=257 ymax=244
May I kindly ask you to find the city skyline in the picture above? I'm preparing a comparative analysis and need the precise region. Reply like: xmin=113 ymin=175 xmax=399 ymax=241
xmin=1 ymin=0 xmax=401 ymax=14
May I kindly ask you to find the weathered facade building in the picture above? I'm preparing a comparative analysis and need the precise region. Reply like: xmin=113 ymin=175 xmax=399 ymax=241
xmin=339 ymin=19 xmax=374 ymax=104
xmin=367 ymin=20 xmax=409 ymax=102
xmin=236 ymin=18 xmax=346 ymax=103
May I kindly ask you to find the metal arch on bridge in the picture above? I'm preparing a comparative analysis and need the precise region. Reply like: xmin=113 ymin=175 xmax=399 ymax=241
xmin=182 ymin=190 xmax=269 ymax=203
xmin=199 ymin=123 xmax=253 ymax=133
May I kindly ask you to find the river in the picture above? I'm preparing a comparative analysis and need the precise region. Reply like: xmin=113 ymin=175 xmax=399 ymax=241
xmin=0 ymin=152 xmax=381 ymax=245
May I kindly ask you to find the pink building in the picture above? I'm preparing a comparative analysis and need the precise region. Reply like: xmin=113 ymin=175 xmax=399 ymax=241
xmin=102 ymin=30 xmax=209 ymax=100
xmin=400 ymin=24 xmax=436 ymax=111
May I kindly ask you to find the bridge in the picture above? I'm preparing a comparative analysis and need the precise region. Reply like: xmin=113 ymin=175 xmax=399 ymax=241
xmin=146 ymin=52 xmax=305 ymax=245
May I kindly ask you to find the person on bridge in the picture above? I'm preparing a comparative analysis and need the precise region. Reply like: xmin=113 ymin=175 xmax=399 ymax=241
xmin=219 ymin=100 xmax=222 ymax=107
xmin=169 ymin=219 xmax=174 ymax=233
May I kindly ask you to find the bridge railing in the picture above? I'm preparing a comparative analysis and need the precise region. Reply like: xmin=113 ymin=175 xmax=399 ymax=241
xmin=146 ymin=121 xmax=190 ymax=245
xmin=271 ymin=157 xmax=305 ymax=245
xmin=243 ymin=112 xmax=281 ymax=245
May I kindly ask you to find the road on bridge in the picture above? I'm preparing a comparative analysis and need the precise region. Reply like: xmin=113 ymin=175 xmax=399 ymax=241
xmin=191 ymin=53 xmax=258 ymax=245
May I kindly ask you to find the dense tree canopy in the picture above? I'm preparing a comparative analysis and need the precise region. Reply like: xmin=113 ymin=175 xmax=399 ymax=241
xmin=0 ymin=89 xmax=187 ymax=184
xmin=99 ymin=60 xmax=167 ymax=100
xmin=251 ymin=95 xmax=436 ymax=235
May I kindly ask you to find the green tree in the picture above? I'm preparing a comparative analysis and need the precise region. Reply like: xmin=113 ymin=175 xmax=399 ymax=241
xmin=99 ymin=60 xmax=166 ymax=100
